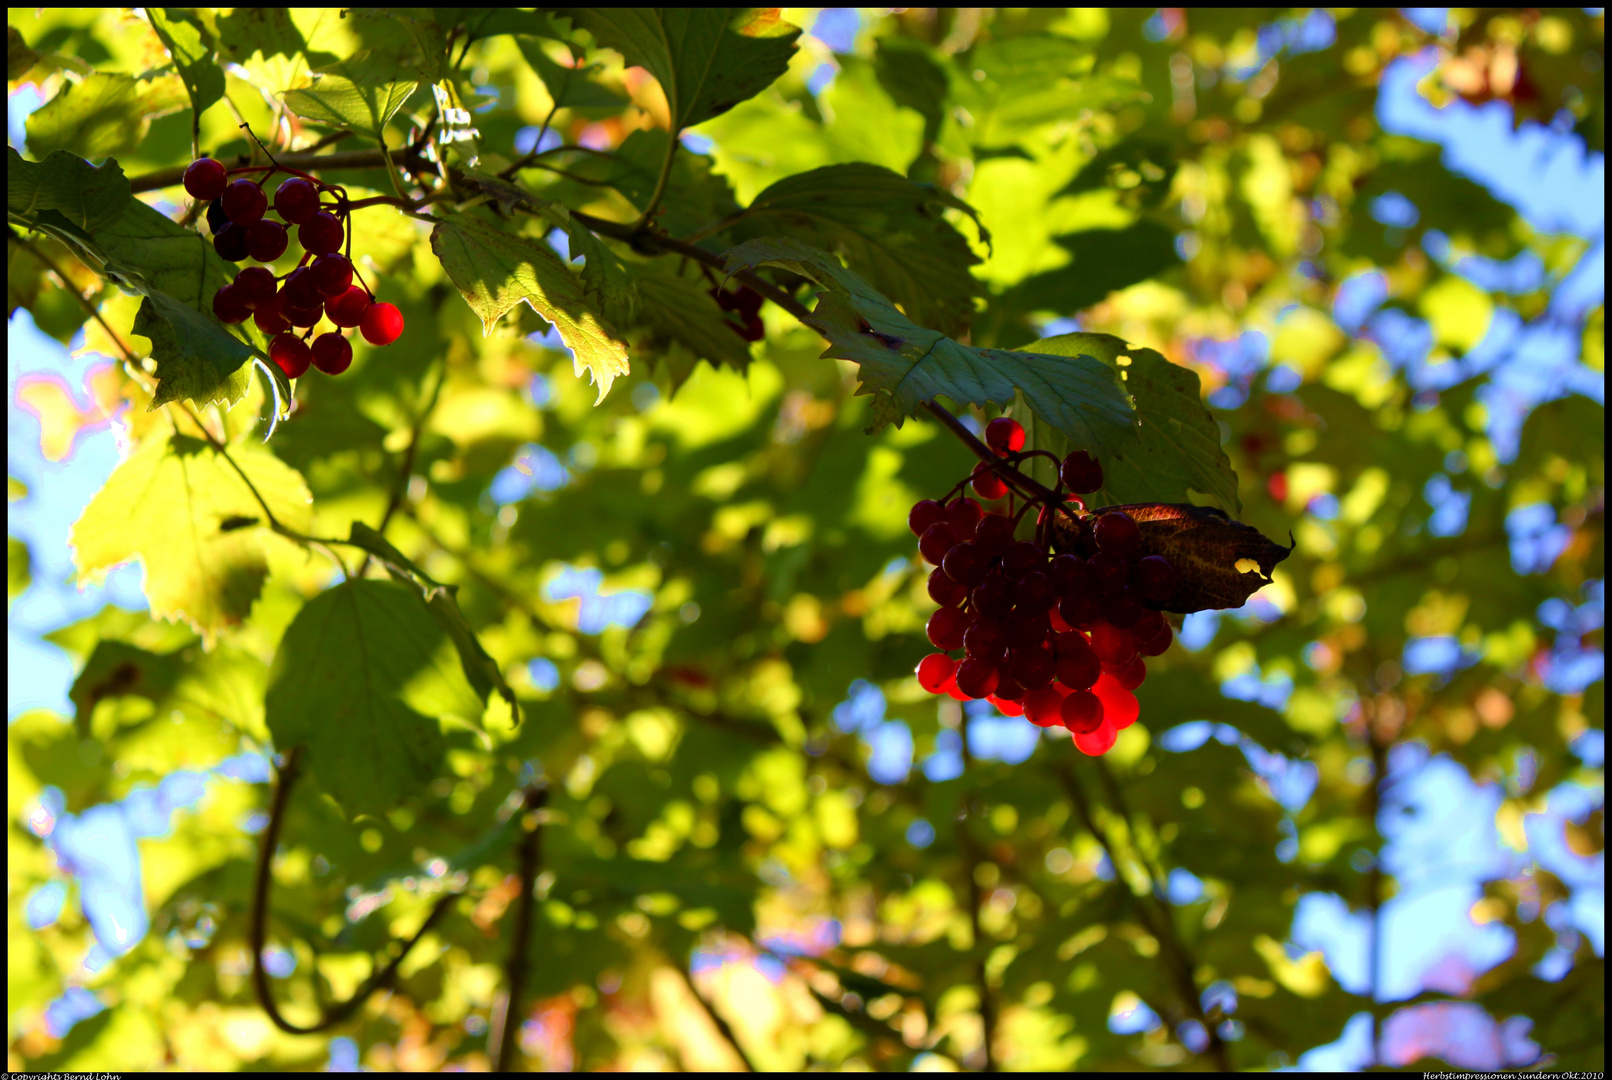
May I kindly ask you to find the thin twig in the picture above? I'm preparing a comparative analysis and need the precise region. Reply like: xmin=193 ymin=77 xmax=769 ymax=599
xmin=499 ymin=100 xmax=561 ymax=180
xmin=251 ymin=747 xmax=459 ymax=1035
xmin=679 ymin=966 xmax=757 ymax=1071
xmin=488 ymin=783 xmax=549 ymax=1070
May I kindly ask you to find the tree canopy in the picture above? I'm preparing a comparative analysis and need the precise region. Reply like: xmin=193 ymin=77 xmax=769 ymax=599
xmin=6 ymin=7 xmax=1604 ymax=1072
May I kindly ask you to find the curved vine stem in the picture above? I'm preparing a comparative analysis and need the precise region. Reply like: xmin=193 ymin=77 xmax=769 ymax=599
xmin=487 ymin=783 xmax=550 ymax=1070
xmin=250 ymin=747 xmax=459 ymax=1035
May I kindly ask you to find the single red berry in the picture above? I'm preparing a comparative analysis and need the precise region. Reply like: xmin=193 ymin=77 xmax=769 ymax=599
xmin=183 ymin=157 xmax=228 ymax=201
xmin=360 ymin=301 xmax=404 ymax=346
xmin=1073 ymin=719 xmax=1118 ymax=756
xmin=1058 ymin=592 xmax=1104 ymax=631
xmin=962 ymin=619 xmax=1008 ymax=662
xmin=989 ymin=692 xmax=1025 ymax=716
xmin=916 ymin=653 xmax=956 ymax=694
xmin=280 ymin=266 xmax=320 ymax=310
xmin=1023 ymin=684 xmax=1067 ymax=727
xmin=283 ymin=300 xmax=325 ymax=329
xmin=928 ymin=567 xmax=969 ymax=608
xmin=1134 ymin=555 xmax=1177 ymax=604
xmin=973 ymin=512 xmax=1015 ymax=554
xmin=269 ymin=333 xmax=312 ymax=378
xmin=1003 ymin=541 xmax=1046 ymax=579
xmin=1061 ymin=690 xmax=1104 ymax=734
xmin=1013 ymin=571 xmax=1055 ymax=615
xmin=206 ymin=196 xmax=228 ymax=235
xmin=211 ymin=283 xmax=249 ymax=324
xmin=298 ymin=210 xmax=345 ymax=256
xmin=945 ymin=497 xmax=983 ymax=536
xmin=1053 ymin=637 xmax=1101 ymax=691
xmin=1131 ymin=608 xmax=1167 ymax=642
xmin=1048 ymin=554 xmax=1087 ymax=595
xmin=738 ymin=311 xmax=765 ymax=341
xmin=233 ymin=266 xmax=277 ymax=310
xmin=308 ymin=253 xmax=354 ymax=299
xmin=926 ymin=606 xmax=971 ymax=651
xmin=1087 ymin=551 xmax=1129 ymax=597
xmin=1060 ymin=450 xmax=1104 ymax=494
xmin=1092 ymin=672 xmax=1140 ymax=729
xmin=942 ymin=542 xmax=990 ymax=588
xmin=222 ymin=178 xmax=267 ymax=225
xmin=246 ymin=219 xmax=288 ymax=262
xmin=955 ymin=657 xmax=1000 ymax=699
xmin=1103 ymin=587 xmax=1147 ymax=629
xmin=1049 ymin=604 xmax=1075 ymax=634
xmin=1109 ymin=654 xmax=1148 ymax=690
xmin=311 ymin=331 xmax=353 ymax=375
xmin=273 ymin=176 xmax=321 ymax=225
xmin=1006 ymin=612 xmax=1050 ymax=650
xmin=1136 ymin=618 xmax=1173 ymax=658
xmin=213 ymin=223 xmax=250 ymax=262
xmin=970 ymin=574 xmax=1015 ymax=620
xmin=1088 ymin=622 xmax=1138 ymax=667
xmin=254 ymin=295 xmax=290 ymax=336
xmin=971 ymin=461 xmax=1009 ymax=500
xmin=909 ymin=499 xmax=946 ymax=537
xmin=985 ymin=416 xmax=1026 ymax=455
xmin=1094 ymin=510 xmax=1141 ymax=557
xmin=1009 ymin=646 xmax=1056 ymax=687
xmin=325 ymin=284 xmax=371 ymax=328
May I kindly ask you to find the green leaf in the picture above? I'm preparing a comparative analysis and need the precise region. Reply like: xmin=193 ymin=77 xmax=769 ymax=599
xmin=1009 ymin=222 xmax=1181 ymax=317
xmin=67 ymin=639 xmax=268 ymax=742
xmin=514 ymin=36 xmax=629 ymax=111
xmin=735 ymin=163 xmax=986 ymax=337
xmin=9 ymin=148 xmax=263 ymax=408
xmin=343 ymin=521 xmax=521 ymax=726
xmin=8 ymin=535 xmax=30 ymax=607
xmin=722 ymin=238 xmax=1136 ymax=459
xmin=633 ymin=258 xmax=754 ymax=387
xmin=608 ymin=128 xmax=741 ymax=242
xmin=282 ymin=58 xmax=418 ymax=140
xmin=145 ymin=9 xmax=225 ymax=124
xmin=69 ymin=434 xmax=313 ymax=643
xmin=431 ymin=213 xmax=630 ymax=402
xmin=873 ymin=35 xmax=951 ymax=146
xmin=264 ymin=579 xmax=484 ymax=815
xmin=1027 ymin=332 xmax=1241 ymax=514
xmin=560 ymin=8 xmax=800 ymax=130
xmin=24 ymin=72 xmax=187 ymax=161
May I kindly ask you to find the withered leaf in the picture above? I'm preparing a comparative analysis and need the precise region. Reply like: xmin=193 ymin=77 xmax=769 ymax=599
xmin=1054 ymin=502 xmax=1293 ymax=615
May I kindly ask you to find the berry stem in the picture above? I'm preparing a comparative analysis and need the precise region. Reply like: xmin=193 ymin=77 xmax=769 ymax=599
xmin=920 ymin=400 xmax=1059 ymax=505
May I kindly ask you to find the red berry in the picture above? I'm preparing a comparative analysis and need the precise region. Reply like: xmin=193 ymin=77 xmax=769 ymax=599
xmin=955 ymin=657 xmax=1000 ymax=699
xmin=918 ymin=523 xmax=959 ymax=566
xmin=909 ymin=499 xmax=946 ymax=537
xmin=213 ymin=223 xmax=250 ymax=262
xmin=1134 ymin=555 xmax=1177 ymax=604
xmin=211 ymin=283 xmax=249 ymax=324
xmin=1087 ymin=552 xmax=1129 ymax=597
xmin=183 ymin=157 xmax=228 ymax=201
xmin=233 ymin=266 xmax=277 ymax=310
xmin=928 ymin=567 xmax=969 ymax=607
xmin=1092 ymin=672 xmax=1140 ymax=729
xmin=1109 ymin=655 xmax=1148 ymax=691
xmin=1013 ymin=571 xmax=1056 ymax=615
xmin=926 ymin=606 xmax=971 ymax=650
xmin=222 ymin=178 xmax=267 ymax=225
xmin=274 ymin=176 xmax=321 ymax=225
xmin=1053 ymin=637 xmax=1101 ymax=691
xmin=1009 ymin=646 xmax=1055 ymax=687
xmin=1005 ymin=612 xmax=1050 ymax=650
xmin=942 ymin=542 xmax=990 ymax=588
xmin=1048 ymin=554 xmax=1087 ymax=595
xmin=916 ymin=653 xmax=956 ymax=694
xmin=325 ymin=284 xmax=371 ymax=328
xmin=971 ymin=461 xmax=1008 ymax=500
xmin=308 ymin=253 xmax=354 ymax=299
xmin=311 ymin=331 xmax=353 ymax=375
xmin=280 ymin=266 xmax=319 ymax=309
xmin=1060 ymin=450 xmax=1104 ymax=494
xmin=1088 ymin=623 xmax=1137 ymax=667
xmin=1061 ymin=690 xmax=1104 ymax=734
xmin=945 ymin=497 xmax=984 ymax=536
xmin=1073 ymin=719 xmax=1118 ymax=756
xmin=1103 ymin=587 xmax=1147 ymax=629
xmin=254 ymin=295 xmax=290 ymax=336
xmin=974 ymin=512 xmax=1015 ymax=554
xmin=962 ymin=619 xmax=1007 ymax=661
xmin=245 ymin=219 xmax=288 ymax=262
xmin=985 ymin=416 xmax=1026 ymax=455
xmin=1023 ymin=684 xmax=1067 ymax=727
xmin=1049 ymin=604 xmax=1075 ymax=634
xmin=1058 ymin=592 xmax=1104 ymax=631
xmin=1003 ymin=541 xmax=1045 ymax=579
xmin=1136 ymin=620 xmax=1173 ymax=657
xmin=1131 ymin=609 xmax=1168 ymax=642
xmin=360 ymin=301 xmax=404 ymax=346
xmin=269 ymin=333 xmax=312 ymax=378
xmin=988 ymin=693 xmax=1025 ymax=716
xmin=1094 ymin=511 xmax=1141 ymax=557
xmin=299 ymin=210 xmax=345 ymax=256
xmin=970 ymin=574 xmax=1015 ymax=620
xmin=283 ymin=300 xmax=324 ymax=329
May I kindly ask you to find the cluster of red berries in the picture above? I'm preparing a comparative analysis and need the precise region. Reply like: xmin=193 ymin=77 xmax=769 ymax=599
xmin=708 ymin=282 xmax=765 ymax=342
xmin=183 ymin=156 xmax=405 ymax=379
xmin=912 ymin=418 xmax=1178 ymax=756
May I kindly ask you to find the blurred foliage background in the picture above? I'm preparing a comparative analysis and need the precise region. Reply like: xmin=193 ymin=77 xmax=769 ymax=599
xmin=7 ymin=6 xmax=1604 ymax=1072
